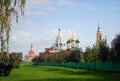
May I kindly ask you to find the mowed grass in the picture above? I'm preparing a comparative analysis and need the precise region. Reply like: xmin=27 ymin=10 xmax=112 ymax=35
xmin=0 ymin=63 xmax=120 ymax=81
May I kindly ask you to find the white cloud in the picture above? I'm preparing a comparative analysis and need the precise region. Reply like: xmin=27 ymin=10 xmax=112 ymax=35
xmin=11 ymin=30 xmax=39 ymax=44
xmin=10 ymin=30 xmax=41 ymax=55
xmin=57 ymin=0 xmax=74 ymax=5
xmin=23 ymin=0 xmax=96 ymax=17
xmin=25 ymin=0 xmax=56 ymax=16
xmin=25 ymin=0 xmax=78 ymax=16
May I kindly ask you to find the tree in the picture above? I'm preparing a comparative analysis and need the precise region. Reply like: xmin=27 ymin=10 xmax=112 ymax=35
xmin=99 ymin=39 xmax=109 ymax=61
xmin=111 ymin=33 xmax=120 ymax=61
xmin=39 ymin=54 xmax=48 ymax=62
xmin=79 ymin=52 xmax=84 ymax=63
xmin=84 ymin=46 xmax=94 ymax=61
xmin=69 ymin=50 xmax=81 ymax=63
xmin=0 ymin=0 xmax=26 ymax=55
xmin=84 ymin=46 xmax=91 ymax=61
xmin=108 ymin=48 xmax=117 ymax=61
xmin=48 ymin=54 xmax=56 ymax=62
xmin=91 ymin=45 xmax=99 ymax=61
xmin=79 ymin=48 xmax=84 ymax=62
xmin=11 ymin=52 xmax=23 ymax=61
xmin=84 ymin=45 xmax=99 ymax=61
xmin=57 ymin=51 xmax=66 ymax=63
xmin=10 ymin=53 xmax=21 ymax=68
xmin=32 ymin=56 xmax=39 ymax=65
xmin=0 ymin=0 xmax=26 ymax=76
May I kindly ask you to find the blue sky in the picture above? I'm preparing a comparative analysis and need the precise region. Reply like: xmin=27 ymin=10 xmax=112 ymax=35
xmin=10 ymin=0 xmax=120 ymax=56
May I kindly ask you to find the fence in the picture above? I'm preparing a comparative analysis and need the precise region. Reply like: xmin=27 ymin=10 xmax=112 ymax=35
xmin=36 ymin=61 xmax=120 ymax=72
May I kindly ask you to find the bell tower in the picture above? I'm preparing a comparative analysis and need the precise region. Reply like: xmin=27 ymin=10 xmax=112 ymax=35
xmin=96 ymin=20 xmax=102 ymax=47
xmin=54 ymin=29 xmax=65 ymax=51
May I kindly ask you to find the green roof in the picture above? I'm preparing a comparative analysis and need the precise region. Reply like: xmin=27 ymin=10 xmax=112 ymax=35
xmin=67 ymin=39 xmax=71 ymax=44
xmin=75 ymin=39 xmax=80 ymax=43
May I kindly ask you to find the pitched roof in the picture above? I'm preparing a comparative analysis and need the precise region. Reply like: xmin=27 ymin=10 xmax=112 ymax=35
xmin=26 ymin=49 xmax=35 ymax=58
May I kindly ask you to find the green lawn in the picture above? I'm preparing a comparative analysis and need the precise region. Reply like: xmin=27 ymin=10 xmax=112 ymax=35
xmin=0 ymin=64 xmax=120 ymax=81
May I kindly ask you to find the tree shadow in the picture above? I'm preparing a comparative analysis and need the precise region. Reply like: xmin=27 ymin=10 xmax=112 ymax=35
xmin=39 ymin=66 xmax=120 ymax=80
xmin=21 ymin=77 xmax=104 ymax=81
xmin=20 ymin=65 xmax=120 ymax=81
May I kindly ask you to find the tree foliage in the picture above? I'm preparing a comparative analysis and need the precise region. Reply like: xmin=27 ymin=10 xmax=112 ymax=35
xmin=99 ymin=39 xmax=110 ymax=61
xmin=84 ymin=46 xmax=99 ymax=61
xmin=10 ymin=52 xmax=23 ymax=68
xmin=68 ymin=50 xmax=81 ymax=63
xmin=0 ymin=0 xmax=26 ymax=76
xmin=111 ymin=33 xmax=120 ymax=61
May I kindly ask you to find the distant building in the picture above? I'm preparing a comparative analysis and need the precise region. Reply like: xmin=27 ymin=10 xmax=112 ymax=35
xmin=96 ymin=21 xmax=102 ymax=47
xmin=66 ymin=35 xmax=80 ymax=49
xmin=25 ymin=44 xmax=36 ymax=62
xmin=53 ymin=29 xmax=66 ymax=51
xmin=39 ymin=29 xmax=66 ymax=55
xmin=39 ymin=29 xmax=80 ymax=55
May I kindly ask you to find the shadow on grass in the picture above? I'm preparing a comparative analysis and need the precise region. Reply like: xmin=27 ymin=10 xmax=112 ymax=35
xmin=21 ymin=65 xmax=120 ymax=81
xmin=21 ymin=78 xmax=104 ymax=81
xmin=41 ymin=66 xmax=98 ymax=75
xmin=39 ymin=66 xmax=120 ymax=80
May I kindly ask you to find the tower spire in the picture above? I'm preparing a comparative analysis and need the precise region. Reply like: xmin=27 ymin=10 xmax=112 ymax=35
xmin=98 ymin=20 xmax=100 ymax=27
xmin=98 ymin=20 xmax=100 ymax=31
xmin=96 ymin=20 xmax=102 ymax=47
xmin=31 ymin=44 xmax=33 ymax=50
xmin=58 ymin=28 xmax=60 ymax=31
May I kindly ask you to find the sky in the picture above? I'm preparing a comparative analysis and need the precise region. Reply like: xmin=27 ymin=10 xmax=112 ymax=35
xmin=9 ymin=0 xmax=120 ymax=56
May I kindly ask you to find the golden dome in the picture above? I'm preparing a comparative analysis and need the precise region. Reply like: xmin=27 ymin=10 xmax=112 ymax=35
xmin=71 ymin=36 xmax=76 ymax=42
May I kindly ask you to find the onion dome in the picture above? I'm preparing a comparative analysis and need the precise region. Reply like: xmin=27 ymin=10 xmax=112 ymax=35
xmin=71 ymin=36 xmax=76 ymax=42
xmin=75 ymin=39 xmax=80 ymax=43
xmin=67 ymin=39 xmax=71 ymax=44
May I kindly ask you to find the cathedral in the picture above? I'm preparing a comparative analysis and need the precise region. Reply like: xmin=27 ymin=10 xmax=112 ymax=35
xmin=53 ymin=29 xmax=80 ymax=51
xmin=39 ymin=29 xmax=80 ymax=55
xmin=67 ymin=35 xmax=80 ymax=49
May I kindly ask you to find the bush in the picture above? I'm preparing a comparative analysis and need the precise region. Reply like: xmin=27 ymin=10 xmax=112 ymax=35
xmin=0 ymin=52 xmax=21 ymax=77
xmin=0 ymin=58 xmax=14 ymax=76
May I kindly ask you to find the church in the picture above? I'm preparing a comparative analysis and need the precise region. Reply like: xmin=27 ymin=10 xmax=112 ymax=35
xmin=67 ymin=35 xmax=80 ymax=49
xmin=39 ymin=29 xmax=80 ymax=55
xmin=25 ymin=44 xmax=36 ymax=62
